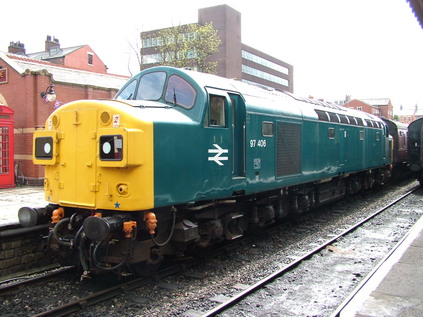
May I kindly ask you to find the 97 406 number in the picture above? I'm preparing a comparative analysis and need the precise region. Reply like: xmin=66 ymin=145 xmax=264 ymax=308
xmin=250 ymin=139 xmax=266 ymax=147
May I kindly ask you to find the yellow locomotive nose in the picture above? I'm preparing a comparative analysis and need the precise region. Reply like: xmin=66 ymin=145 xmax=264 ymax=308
xmin=33 ymin=100 xmax=154 ymax=211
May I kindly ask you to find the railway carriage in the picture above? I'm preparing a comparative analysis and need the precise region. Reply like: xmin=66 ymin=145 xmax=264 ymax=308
xmin=408 ymin=117 xmax=423 ymax=184
xmin=20 ymin=67 xmax=392 ymax=276
xmin=382 ymin=118 xmax=408 ymax=175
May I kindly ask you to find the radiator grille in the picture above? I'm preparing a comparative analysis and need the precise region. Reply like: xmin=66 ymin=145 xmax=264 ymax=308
xmin=276 ymin=122 xmax=301 ymax=177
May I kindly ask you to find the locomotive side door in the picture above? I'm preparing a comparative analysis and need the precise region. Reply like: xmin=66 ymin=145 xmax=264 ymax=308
xmin=203 ymin=88 xmax=246 ymax=198
xmin=338 ymin=127 xmax=347 ymax=167
xmin=229 ymin=93 xmax=246 ymax=178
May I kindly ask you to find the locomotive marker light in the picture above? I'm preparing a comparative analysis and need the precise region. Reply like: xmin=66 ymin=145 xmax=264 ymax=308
xmin=208 ymin=144 xmax=228 ymax=165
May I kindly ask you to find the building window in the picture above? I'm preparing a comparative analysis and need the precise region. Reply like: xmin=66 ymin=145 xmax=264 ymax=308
xmin=142 ymin=53 xmax=162 ymax=64
xmin=242 ymin=50 xmax=289 ymax=75
xmin=242 ymin=64 xmax=289 ymax=87
xmin=88 ymin=53 xmax=93 ymax=66
xmin=357 ymin=107 xmax=362 ymax=111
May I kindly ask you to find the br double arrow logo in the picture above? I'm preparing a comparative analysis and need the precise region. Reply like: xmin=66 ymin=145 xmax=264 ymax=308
xmin=208 ymin=144 xmax=228 ymax=166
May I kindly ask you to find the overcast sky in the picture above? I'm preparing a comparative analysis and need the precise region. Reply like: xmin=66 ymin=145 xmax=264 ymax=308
xmin=2 ymin=0 xmax=422 ymax=111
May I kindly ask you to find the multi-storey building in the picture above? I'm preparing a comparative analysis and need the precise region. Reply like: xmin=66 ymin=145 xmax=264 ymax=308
xmin=141 ymin=5 xmax=294 ymax=93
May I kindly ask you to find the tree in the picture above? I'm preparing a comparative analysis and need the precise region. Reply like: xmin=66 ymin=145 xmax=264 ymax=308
xmin=141 ymin=22 xmax=221 ymax=74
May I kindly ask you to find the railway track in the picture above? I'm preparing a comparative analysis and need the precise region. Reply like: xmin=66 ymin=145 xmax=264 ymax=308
xmin=0 ymin=265 xmax=73 ymax=295
xmin=200 ymin=186 xmax=421 ymax=316
xmin=1 ymin=182 xmax=420 ymax=316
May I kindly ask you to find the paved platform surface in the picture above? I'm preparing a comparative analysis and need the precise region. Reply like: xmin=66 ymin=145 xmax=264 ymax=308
xmin=0 ymin=186 xmax=45 ymax=226
xmin=340 ymin=215 xmax=423 ymax=317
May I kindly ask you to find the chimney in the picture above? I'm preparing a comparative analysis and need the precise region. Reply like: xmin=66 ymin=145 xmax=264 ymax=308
xmin=8 ymin=41 xmax=26 ymax=55
xmin=45 ymin=35 xmax=60 ymax=52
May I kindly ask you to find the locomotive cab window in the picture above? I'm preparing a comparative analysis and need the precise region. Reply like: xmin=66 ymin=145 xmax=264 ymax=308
xmin=206 ymin=95 xmax=226 ymax=127
xmin=115 ymin=79 xmax=138 ymax=100
xmin=165 ymin=75 xmax=196 ymax=109
xmin=136 ymin=71 xmax=167 ymax=100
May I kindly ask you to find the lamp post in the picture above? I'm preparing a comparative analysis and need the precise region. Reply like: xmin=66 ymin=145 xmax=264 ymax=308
xmin=40 ymin=84 xmax=56 ymax=102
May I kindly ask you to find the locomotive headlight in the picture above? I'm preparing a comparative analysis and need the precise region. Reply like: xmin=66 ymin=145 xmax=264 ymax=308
xmin=35 ymin=137 xmax=53 ymax=159
xmin=97 ymin=127 xmax=143 ymax=167
xmin=33 ymin=130 xmax=58 ymax=165
xmin=100 ymin=135 xmax=123 ymax=161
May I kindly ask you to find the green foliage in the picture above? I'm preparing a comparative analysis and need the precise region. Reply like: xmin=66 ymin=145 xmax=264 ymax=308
xmin=141 ymin=22 xmax=221 ymax=74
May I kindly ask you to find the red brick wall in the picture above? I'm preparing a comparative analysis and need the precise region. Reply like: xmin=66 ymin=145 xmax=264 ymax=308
xmin=344 ymin=99 xmax=381 ymax=117
xmin=0 ymin=57 xmax=123 ymax=182
xmin=64 ymin=45 xmax=107 ymax=74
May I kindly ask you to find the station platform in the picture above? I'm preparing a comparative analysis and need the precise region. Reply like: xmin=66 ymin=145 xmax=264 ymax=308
xmin=0 ymin=186 xmax=45 ymax=227
xmin=339 ymin=214 xmax=423 ymax=317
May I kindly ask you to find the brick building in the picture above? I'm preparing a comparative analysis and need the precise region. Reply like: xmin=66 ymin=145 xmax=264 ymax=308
xmin=396 ymin=105 xmax=423 ymax=124
xmin=0 ymin=37 xmax=129 ymax=184
xmin=141 ymin=5 xmax=294 ymax=93
xmin=343 ymin=98 xmax=393 ymax=119
xmin=8 ymin=36 xmax=109 ymax=74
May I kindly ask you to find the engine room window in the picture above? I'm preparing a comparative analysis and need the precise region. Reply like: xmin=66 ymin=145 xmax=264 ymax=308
xmin=328 ymin=112 xmax=339 ymax=123
xmin=315 ymin=110 xmax=329 ymax=121
xmin=376 ymin=132 xmax=381 ymax=141
xmin=348 ymin=116 xmax=357 ymax=125
xmin=360 ymin=130 xmax=365 ymax=140
xmin=208 ymin=95 xmax=226 ymax=127
xmin=328 ymin=128 xmax=335 ymax=139
xmin=136 ymin=71 xmax=166 ymax=101
xmin=165 ymin=75 xmax=196 ymax=109
xmin=339 ymin=114 xmax=349 ymax=124
xmin=262 ymin=122 xmax=274 ymax=137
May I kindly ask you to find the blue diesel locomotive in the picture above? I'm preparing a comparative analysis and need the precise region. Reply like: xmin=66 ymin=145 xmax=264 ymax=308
xmin=20 ymin=67 xmax=392 ymax=276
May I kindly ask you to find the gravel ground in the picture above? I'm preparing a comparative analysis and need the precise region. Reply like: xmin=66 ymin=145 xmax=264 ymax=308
xmin=0 ymin=180 xmax=420 ymax=317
